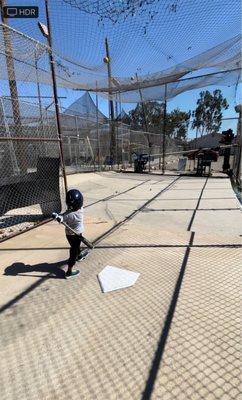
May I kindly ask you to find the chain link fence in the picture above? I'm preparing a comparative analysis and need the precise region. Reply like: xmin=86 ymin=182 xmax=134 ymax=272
xmin=0 ymin=94 xmax=240 ymax=241
xmin=0 ymin=96 xmax=63 ymax=240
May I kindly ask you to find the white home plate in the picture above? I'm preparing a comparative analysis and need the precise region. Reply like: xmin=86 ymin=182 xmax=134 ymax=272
xmin=98 ymin=266 xmax=140 ymax=293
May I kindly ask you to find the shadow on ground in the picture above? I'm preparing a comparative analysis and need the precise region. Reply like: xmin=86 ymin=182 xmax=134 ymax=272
xmin=0 ymin=214 xmax=43 ymax=229
xmin=4 ymin=260 xmax=67 ymax=279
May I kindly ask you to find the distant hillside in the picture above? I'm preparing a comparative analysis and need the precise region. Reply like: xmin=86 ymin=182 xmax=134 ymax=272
xmin=189 ymin=132 xmax=222 ymax=149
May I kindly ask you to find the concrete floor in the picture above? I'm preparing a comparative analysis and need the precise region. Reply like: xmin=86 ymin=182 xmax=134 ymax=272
xmin=0 ymin=172 xmax=241 ymax=400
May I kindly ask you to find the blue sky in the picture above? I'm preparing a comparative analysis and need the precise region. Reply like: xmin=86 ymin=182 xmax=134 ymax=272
xmin=1 ymin=0 xmax=241 ymax=138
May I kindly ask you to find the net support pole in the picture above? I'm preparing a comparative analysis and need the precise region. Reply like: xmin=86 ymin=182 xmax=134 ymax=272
xmin=75 ymin=140 xmax=78 ymax=169
xmin=158 ymin=84 xmax=167 ymax=170
xmin=68 ymin=136 xmax=72 ymax=165
xmin=75 ymin=116 xmax=80 ymax=171
xmin=115 ymin=93 xmax=119 ymax=169
xmin=95 ymin=82 xmax=101 ymax=170
xmin=44 ymin=0 xmax=68 ymax=193
xmin=86 ymin=136 xmax=95 ymax=168
xmin=105 ymin=37 xmax=116 ymax=167
xmin=162 ymin=83 xmax=167 ymax=175
xmin=195 ymin=127 xmax=199 ymax=149
xmin=119 ymin=92 xmax=125 ymax=169
xmin=234 ymin=105 xmax=242 ymax=184
xmin=34 ymin=52 xmax=47 ymax=155
xmin=158 ymin=140 xmax=162 ymax=170
xmin=136 ymin=72 xmax=151 ymax=172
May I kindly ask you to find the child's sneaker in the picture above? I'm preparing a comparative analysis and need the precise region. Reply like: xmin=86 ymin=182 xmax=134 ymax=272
xmin=77 ymin=249 xmax=89 ymax=262
xmin=65 ymin=269 xmax=80 ymax=279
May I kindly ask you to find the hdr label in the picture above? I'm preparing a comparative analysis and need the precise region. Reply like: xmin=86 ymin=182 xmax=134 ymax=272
xmin=2 ymin=6 xmax=39 ymax=18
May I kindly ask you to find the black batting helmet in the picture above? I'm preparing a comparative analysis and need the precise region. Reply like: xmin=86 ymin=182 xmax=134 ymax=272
xmin=66 ymin=189 xmax=83 ymax=211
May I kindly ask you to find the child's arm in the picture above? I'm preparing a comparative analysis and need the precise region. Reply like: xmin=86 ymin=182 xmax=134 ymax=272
xmin=52 ymin=209 xmax=71 ymax=223
xmin=52 ymin=212 xmax=93 ymax=249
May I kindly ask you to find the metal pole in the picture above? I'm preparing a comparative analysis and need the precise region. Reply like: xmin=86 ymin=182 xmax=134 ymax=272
xmin=75 ymin=116 xmax=80 ymax=171
xmin=115 ymin=94 xmax=119 ymax=118
xmin=35 ymin=53 xmax=43 ymax=126
xmin=86 ymin=136 xmax=95 ymax=167
xmin=68 ymin=136 xmax=72 ymax=165
xmin=115 ymin=92 xmax=119 ymax=169
xmin=74 ymin=138 xmax=78 ymax=170
xmin=44 ymin=0 xmax=68 ymax=192
xmin=162 ymin=83 xmax=167 ymax=175
xmin=93 ymin=136 xmax=96 ymax=172
xmin=158 ymin=128 xmax=162 ymax=170
xmin=95 ymin=82 xmax=101 ymax=170
xmin=121 ymin=135 xmax=124 ymax=169
xmin=0 ymin=0 xmax=26 ymax=172
xmin=135 ymin=73 xmax=148 ymax=132
xmin=105 ymin=37 xmax=116 ymax=167
xmin=75 ymin=115 xmax=79 ymax=138
xmin=0 ymin=136 xmax=61 ymax=142
xmin=35 ymin=51 xmax=47 ymax=155
xmin=194 ymin=127 xmax=199 ymax=149
xmin=135 ymin=72 xmax=151 ymax=172
xmin=234 ymin=105 xmax=242 ymax=185
xmin=119 ymin=92 xmax=125 ymax=168
xmin=158 ymin=88 xmax=164 ymax=170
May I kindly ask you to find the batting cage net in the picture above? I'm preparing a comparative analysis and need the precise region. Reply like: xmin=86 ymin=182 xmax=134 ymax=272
xmin=0 ymin=0 xmax=241 ymax=240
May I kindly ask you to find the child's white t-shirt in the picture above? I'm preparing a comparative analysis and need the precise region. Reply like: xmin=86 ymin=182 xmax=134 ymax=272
xmin=63 ymin=207 xmax=84 ymax=235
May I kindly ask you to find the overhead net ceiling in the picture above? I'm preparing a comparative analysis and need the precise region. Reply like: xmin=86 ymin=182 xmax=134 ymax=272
xmin=0 ymin=0 xmax=241 ymax=102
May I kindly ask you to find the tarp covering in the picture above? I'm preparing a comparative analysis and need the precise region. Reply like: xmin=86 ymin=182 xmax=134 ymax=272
xmin=64 ymin=92 xmax=106 ymax=121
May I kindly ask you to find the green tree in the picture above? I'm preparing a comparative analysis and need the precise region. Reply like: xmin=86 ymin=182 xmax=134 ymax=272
xmin=128 ymin=102 xmax=190 ymax=143
xmin=166 ymin=108 xmax=191 ymax=143
xmin=129 ymin=101 xmax=164 ymax=133
xmin=192 ymin=89 xmax=229 ymax=136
